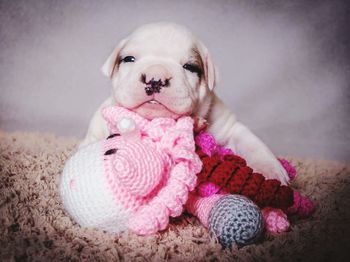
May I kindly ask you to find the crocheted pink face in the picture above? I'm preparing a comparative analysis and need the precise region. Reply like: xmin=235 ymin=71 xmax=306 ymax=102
xmin=101 ymin=106 xmax=202 ymax=235
xmin=103 ymin=132 xmax=168 ymax=206
xmin=60 ymin=106 xmax=201 ymax=235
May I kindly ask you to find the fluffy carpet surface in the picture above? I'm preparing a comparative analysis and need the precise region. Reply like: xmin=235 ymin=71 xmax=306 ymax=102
xmin=0 ymin=131 xmax=349 ymax=261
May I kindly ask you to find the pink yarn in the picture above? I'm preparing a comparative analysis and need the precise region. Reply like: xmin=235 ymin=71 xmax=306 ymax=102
xmin=194 ymin=132 xmax=217 ymax=156
xmin=286 ymin=191 xmax=315 ymax=218
xmin=197 ymin=182 xmax=221 ymax=197
xmin=194 ymin=131 xmax=315 ymax=234
xmin=193 ymin=133 xmax=234 ymax=198
xmin=186 ymin=193 xmax=223 ymax=227
xmin=102 ymin=106 xmax=202 ymax=235
xmin=262 ymin=192 xmax=315 ymax=234
xmin=216 ymin=145 xmax=235 ymax=158
xmin=262 ymin=207 xmax=290 ymax=234
xmin=195 ymin=131 xmax=234 ymax=158
xmin=278 ymin=159 xmax=314 ymax=218
xmin=278 ymin=158 xmax=297 ymax=180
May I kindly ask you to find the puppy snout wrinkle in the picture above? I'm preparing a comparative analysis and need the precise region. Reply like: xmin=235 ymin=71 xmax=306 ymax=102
xmin=141 ymin=64 xmax=172 ymax=96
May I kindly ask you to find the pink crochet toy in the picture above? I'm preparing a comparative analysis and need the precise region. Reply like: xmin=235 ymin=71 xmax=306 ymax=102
xmin=60 ymin=106 xmax=202 ymax=235
xmin=61 ymin=107 xmax=313 ymax=247
xmin=193 ymin=131 xmax=315 ymax=234
xmin=61 ymin=107 xmax=267 ymax=248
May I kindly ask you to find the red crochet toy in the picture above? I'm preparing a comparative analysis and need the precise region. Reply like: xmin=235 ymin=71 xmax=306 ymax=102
xmin=194 ymin=131 xmax=315 ymax=234
xmin=196 ymin=150 xmax=294 ymax=210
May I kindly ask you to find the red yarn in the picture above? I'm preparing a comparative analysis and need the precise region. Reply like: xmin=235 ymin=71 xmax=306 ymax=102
xmin=196 ymin=150 xmax=294 ymax=210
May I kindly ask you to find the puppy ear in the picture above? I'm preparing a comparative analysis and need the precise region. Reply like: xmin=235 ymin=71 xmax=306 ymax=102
xmin=197 ymin=41 xmax=218 ymax=91
xmin=204 ymin=51 xmax=218 ymax=91
xmin=101 ymin=39 xmax=127 ymax=78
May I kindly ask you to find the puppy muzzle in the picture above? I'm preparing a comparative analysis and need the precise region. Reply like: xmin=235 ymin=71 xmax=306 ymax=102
xmin=140 ymin=64 xmax=172 ymax=96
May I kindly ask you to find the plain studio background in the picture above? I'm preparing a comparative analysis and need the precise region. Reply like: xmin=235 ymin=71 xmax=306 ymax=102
xmin=0 ymin=0 xmax=349 ymax=162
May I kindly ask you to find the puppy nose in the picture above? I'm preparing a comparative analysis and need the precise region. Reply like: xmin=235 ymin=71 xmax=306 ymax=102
xmin=141 ymin=64 xmax=172 ymax=84
xmin=140 ymin=65 xmax=172 ymax=96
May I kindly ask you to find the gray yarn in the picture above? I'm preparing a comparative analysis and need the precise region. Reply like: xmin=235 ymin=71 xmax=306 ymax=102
xmin=208 ymin=195 xmax=264 ymax=247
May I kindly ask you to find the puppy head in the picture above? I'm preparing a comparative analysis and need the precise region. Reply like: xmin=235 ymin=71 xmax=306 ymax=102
xmin=101 ymin=22 xmax=217 ymax=119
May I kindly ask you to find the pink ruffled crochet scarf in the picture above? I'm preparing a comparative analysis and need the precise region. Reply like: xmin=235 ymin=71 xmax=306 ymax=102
xmin=102 ymin=106 xmax=202 ymax=235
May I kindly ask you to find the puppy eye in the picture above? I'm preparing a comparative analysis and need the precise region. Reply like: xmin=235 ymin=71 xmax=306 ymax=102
xmin=120 ymin=56 xmax=136 ymax=63
xmin=183 ymin=63 xmax=202 ymax=77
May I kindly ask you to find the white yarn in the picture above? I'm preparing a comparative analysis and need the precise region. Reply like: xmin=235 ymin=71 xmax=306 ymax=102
xmin=59 ymin=141 xmax=130 ymax=233
xmin=117 ymin=117 xmax=136 ymax=133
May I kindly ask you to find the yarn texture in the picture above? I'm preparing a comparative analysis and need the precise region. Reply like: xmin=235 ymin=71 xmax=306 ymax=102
xmin=192 ymin=131 xmax=315 ymax=235
xmin=208 ymin=195 xmax=264 ymax=247
xmin=60 ymin=110 xmax=314 ymax=242
xmin=60 ymin=106 xmax=202 ymax=235
xmin=261 ymin=207 xmax=290 ymax=234
xmin=195 ymin=143 xmax=294 ymax=210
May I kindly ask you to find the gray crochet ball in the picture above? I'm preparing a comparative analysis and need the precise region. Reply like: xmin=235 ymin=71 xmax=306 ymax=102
xmin=208 ymin=194 xmax=264 ymax=247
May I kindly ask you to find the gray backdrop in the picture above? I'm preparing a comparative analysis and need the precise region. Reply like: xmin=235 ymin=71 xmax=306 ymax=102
xmin=1 ymin=0 xmax=349 ymax=162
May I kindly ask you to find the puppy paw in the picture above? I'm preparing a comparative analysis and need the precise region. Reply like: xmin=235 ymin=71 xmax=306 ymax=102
xmin=249 ymin=157 xmax=290 ymax=185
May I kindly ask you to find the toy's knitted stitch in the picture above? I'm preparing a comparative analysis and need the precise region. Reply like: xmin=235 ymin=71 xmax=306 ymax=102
xmin=195 ymin=131 xmax=314 ymax=216
xmin=186 ymin=193 xmax=264 ymax=247
xmin=196 ymin=150 xmax=294 ymax=210
xmin=286 ymin=191 xmax=315 ymax=218
xmin=279 ymin=158 xmax=297 ymax=180
xmin=261 ymin=207 xmax=290 ymax=234
xmin=208 ymin=195 xmax=264 ymax=247
xmin=186 ymin=131 xmax=265 ymax=246
xmin=60 ymin=106 xmax=202 ymax=235
xmin=191 ymin=131 xmax=315 ymax=235
xmin=186 ymin=193 xmax=223 ymax=228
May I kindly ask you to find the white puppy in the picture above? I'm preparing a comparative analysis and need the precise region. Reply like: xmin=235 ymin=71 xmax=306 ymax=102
xmin=81 ymin=22 xmax=290 ymax=185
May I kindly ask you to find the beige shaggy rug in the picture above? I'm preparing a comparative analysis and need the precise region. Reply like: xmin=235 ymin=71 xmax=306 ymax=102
xmin=0 ymin=130 xmax=349 ymax=262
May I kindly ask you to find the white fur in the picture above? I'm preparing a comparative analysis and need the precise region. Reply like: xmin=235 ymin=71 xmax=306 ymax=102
xmin=81 ymin=22 xmax=289 ymax=185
